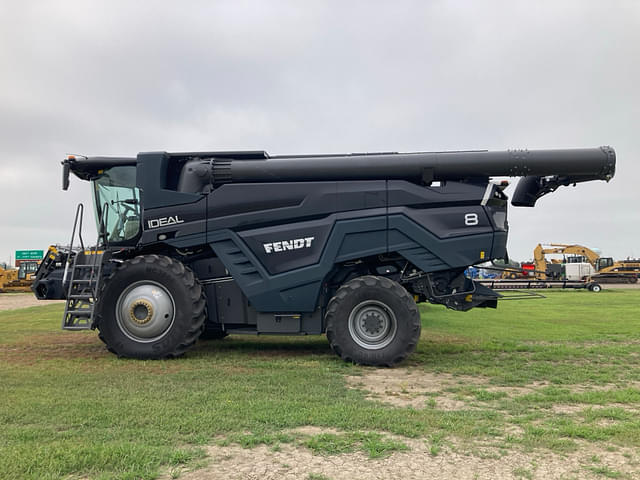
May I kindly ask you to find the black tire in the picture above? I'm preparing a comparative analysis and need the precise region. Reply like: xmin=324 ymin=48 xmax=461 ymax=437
xmin=590 ymin=283 xmax=602 ymax=293
xmin=325 ymin=275 xmax=421 ymax=367
xmin=96 ymin=255 xmax=206 ymax=359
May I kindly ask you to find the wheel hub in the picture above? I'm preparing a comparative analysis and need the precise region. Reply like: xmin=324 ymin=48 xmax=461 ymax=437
xmin=129 ymin=299 xmax=154 ymax=325
xmin=348 ymin=300 xmax=398 ymax=350
xmin=361 ymin=311 xmax=385 ymax=336
xmin=116 ymin=282 xmax=175 ymax=343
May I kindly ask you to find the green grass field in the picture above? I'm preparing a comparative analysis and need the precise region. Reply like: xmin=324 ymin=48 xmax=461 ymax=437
xmin=1 ymin=290 xmax=639 ymax=479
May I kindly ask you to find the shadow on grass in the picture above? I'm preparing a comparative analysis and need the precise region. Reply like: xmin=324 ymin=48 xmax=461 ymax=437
xmin=194 ymin=334 xmax=335 ymax=359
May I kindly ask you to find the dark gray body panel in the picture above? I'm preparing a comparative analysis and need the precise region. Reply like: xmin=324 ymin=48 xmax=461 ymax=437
xmin=133 ymin=156 xmax=507 ymax=315
xmin=139 ymin=180 xmax=499 ymax=313
xmin=208 ymin=212 xmax=388 ymax=312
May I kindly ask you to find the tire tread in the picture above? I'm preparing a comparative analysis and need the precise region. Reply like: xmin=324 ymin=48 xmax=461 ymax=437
xmin=325 ymin=275 xmax=420 ymax=366
xmin=96 ymin=254 xmax=206 ymax=359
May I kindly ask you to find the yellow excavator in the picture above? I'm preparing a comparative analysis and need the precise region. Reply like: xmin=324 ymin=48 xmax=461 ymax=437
xmin=533 ymin=243 xmax=639 ymax=283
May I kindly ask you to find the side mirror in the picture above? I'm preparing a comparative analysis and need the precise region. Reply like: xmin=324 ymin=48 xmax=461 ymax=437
xmin=62 ymin=161 xmax=71 ymax=190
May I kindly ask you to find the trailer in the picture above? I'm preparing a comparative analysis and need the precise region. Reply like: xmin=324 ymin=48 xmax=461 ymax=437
xmin=478 ymin=278 xmax=603 ymax=292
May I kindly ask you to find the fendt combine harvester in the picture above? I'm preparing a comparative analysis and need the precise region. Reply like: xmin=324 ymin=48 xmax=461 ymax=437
xmin=33 ymin=147 xmax=616 ymax=365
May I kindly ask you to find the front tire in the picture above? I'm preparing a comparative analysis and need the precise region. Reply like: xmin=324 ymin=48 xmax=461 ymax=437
xmin=96 ymin=255 xmax=206 ymax=359
xmin=325 ymin=276 xmax=421 ymax=366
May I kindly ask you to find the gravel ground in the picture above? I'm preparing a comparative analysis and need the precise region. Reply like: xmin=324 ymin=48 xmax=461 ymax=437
xmin=0 ymin=293 xmax=64 ymax=311
xmin=159 ymin=433 xmax=639 ymax=480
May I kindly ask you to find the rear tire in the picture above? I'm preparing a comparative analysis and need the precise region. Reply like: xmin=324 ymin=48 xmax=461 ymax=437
xmin=325 ymin=276 xmax=421 ymax=366
xmin=96 ymin=255 xmax=206 ymax=359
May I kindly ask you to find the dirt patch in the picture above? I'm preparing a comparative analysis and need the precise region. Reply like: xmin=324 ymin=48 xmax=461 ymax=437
xmin=433 ymin=397 xmax=470 ymax=411
xmin=289 ymin=426 xmax=342 ymax=436
xmin=551 ymin=403 xmax=640 ymax=415
xmin=159 ymin=433 xmax=639 ymax=480
xmin=551 ymin=403 xmax=596 ymax=415
xmin=0 ymin=293 xmax=63 ymax=311
xmin=344 ymin=368 xmax=640 ymax=411
xmin=344 ymin=368 xmax=544 ymax=410
xmin=503 ymin=424 xmax=525 ymax=437
xmin=566 ymin=384 xmax=622 ymax=393
xmin=345 ymin=368 xmax=474 ymax=409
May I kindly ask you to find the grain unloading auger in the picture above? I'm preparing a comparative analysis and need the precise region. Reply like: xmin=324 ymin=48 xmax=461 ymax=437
xmin=33 ymin=146 xmax=615 ymax=365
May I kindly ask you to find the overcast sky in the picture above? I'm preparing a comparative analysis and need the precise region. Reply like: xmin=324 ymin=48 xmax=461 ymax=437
xmin=1 ymin=0 xmax=638 ymax=266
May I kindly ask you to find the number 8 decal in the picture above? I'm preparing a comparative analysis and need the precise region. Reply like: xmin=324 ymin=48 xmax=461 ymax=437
xmin=465 ymin=213 xmax=479 ymax=226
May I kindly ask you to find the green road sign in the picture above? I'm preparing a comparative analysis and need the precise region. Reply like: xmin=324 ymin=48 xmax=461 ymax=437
xmin=15 ymin=250 xmax=44 ymax=260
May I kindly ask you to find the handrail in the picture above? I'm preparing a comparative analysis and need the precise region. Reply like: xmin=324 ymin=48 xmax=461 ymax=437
xmin=98 ymin=202 xmax=110 ymax=248
xmin=62 ymin=203 xmax=84 ymax=284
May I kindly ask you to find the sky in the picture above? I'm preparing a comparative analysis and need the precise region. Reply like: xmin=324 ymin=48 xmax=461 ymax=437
xmin=0 ymin=0 xmax=638 ymax=266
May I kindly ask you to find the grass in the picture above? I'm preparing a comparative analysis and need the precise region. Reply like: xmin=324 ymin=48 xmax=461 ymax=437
xmin=588 ymin=465 xmax=625 ymax=478
xmin=1 ymin=289 xmax=639 ymax=479
xmin=303 ymin=432 xmax=408 ymax=458
xmin=307 ymin=474 xmax=332 ymax=480
xmin=513 ymin=466 xmax=534 ymax=479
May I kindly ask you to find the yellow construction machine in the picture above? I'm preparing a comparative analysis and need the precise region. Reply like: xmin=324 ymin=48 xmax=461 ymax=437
xmin=533 ymin=243 xmax=639 ymax=283
xmin=0 ymin=266 xmax=18 ymax=288
xmin=0 ymin=261 xmax=40 ymax=292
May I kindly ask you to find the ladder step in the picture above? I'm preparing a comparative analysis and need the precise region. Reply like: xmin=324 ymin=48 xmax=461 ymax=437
xmin=63 ymin=206 xmax=105 ymax=330
xmin=63 ymin=325 xmax=92 ymax=330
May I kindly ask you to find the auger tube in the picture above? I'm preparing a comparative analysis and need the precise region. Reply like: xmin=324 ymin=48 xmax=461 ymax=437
xmin=209 ymin=146 xmax=615 ymax=184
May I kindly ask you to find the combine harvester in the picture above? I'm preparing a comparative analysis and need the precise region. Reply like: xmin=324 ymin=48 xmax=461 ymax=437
xmin=32 ymin=146 xmax=615 ymax=365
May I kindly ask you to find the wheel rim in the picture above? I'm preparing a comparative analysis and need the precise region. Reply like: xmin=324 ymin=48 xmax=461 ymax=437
xmin=348 ymin=300 xmax=397 ymax=350
xmin=115 ymin=281 xmax=175 ymax=343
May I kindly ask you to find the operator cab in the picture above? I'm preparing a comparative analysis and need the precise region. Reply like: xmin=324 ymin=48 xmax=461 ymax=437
xmin=596 ymin=257 xmax=614 ymax=271
xmin=62 ymin=155 xmax=140 ymax=246
xmin=18 ymin=261 xmax=39 ymax=280
xmin=91 ymin=165 xmax=141 ymax=245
